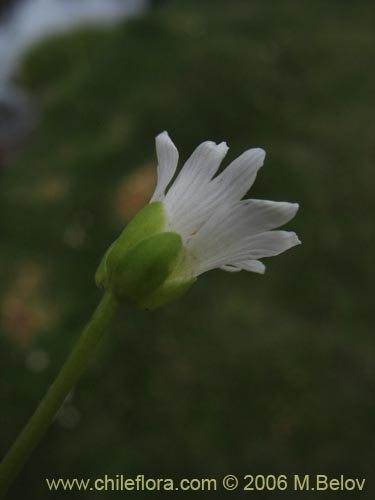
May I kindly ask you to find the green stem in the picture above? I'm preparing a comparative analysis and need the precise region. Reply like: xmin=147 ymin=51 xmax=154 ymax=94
xmin=0 ymin=292 xmax=119 ymax=498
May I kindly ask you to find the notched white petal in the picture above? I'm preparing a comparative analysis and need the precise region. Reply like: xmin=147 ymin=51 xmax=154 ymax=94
xmin=163 ymin=140 xmax=229 ymax=236
xmin=220 ymin=265 xmax=242 ymax=272
xmin=189 ymin=222 xmax=300 ymax=276
xmin=174 ymin=147 xmax=266 ymax=233
xmin=165 ymin=140 xmax=229 ymax=203
xmin=213 ymin=147 xmax=265 ymax=196
xmin=239 ymin=199 xmax=300 ymax=233
xmin=220 ymin=260 xmax=266 ymax=274
xmin=238 ymin=260 xmax=266 ymax=274
xmin=244 ymin=231 xmax=301 ymax=259
xmin=150 ymin=131 xmax=179 ymax=202
xmin=189 ymin=199 xmax=299 ymax=258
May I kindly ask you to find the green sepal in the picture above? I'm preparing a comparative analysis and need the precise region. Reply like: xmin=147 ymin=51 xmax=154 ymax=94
xmin=136 ymin=275 xmax=196 ymax=311
xmin=95 ymin=201 xmax=166 ymax=290
xmin=114 ymin=201 xmax=166 ymax=254
xmin=95 ymin=201 xmax=196 ymax=310
xmin=112 ymin=232 xmax=183 ymax=306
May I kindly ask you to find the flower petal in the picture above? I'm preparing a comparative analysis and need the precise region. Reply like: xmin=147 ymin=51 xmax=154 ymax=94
xmin=219 ymin=264 xmax=242 ymax=272
xmin=188 ymin=199 xmax=299 ymax=248
xmin=217 ymin=200 xmax=299 ymax=242
xmin=164 ymin=147 xmax=265 ymax=237
xmin=150 ymin=131 xmax=179 ymax=202
xmin=220 ymin=260 xmax=266 ymax=274
xmin=164 ymin=140 xmax=228 ymax=235
xmin=191 ymin=230 xmax=300 ymax=276
xmin=209 ymin=148 xmax=266 ymax=204
xmin=239 ymin=260 xmax=266 ymax=273
xmin=187 ymin=197 xmax=300 ymax=276
xmin=165 ymin=141 xmax=228 ymax=206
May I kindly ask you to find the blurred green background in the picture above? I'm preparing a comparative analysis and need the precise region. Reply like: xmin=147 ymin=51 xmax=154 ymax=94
xmin=1 ymin=0 xmax=374 ymax=498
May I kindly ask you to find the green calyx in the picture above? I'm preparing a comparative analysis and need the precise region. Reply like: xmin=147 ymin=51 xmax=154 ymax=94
xmin=95 ymin=202 xmax=196 ymax=310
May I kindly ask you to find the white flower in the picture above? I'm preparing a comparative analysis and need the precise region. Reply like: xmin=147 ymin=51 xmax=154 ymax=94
xmin=96 ymin=131 xmax=301 ymax=310
xmin=150 ymin=131 xmax=301 ymax=277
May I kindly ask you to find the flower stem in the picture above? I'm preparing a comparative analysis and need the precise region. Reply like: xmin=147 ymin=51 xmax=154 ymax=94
xmin=0 ymin=292 xmax=119 ymax=498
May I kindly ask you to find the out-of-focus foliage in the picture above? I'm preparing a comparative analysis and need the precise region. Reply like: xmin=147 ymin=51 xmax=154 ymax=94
xmin=0 ymin=0 xmax=374 ymax=498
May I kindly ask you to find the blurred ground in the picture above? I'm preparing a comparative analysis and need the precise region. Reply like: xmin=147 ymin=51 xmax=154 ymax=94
xmin=0 ymin=0 xmax=374 ymax=498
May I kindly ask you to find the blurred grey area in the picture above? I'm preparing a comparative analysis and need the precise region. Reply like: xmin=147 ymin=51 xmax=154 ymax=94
xmin=0 ymin=0 xmax=148 ymax=164
xmin=0 ymin=85 xmax=33 ymax=163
